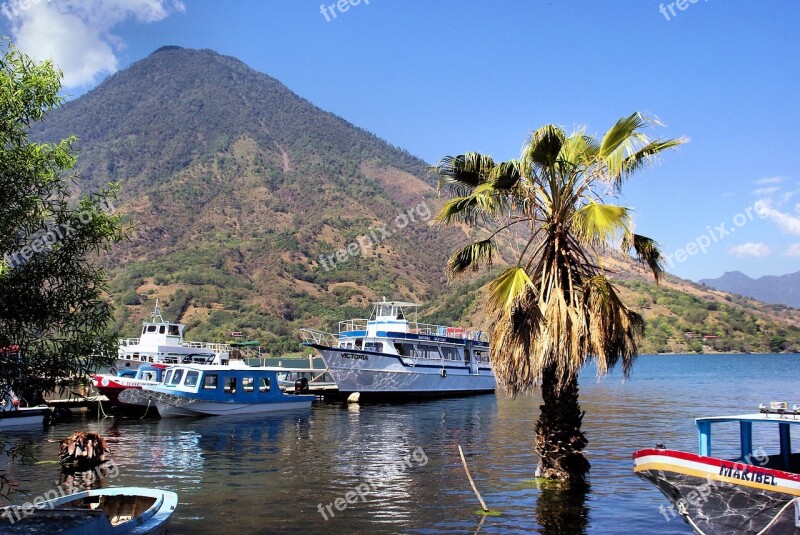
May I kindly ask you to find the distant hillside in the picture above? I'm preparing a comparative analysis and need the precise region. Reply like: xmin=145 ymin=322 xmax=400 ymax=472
xmin=700 ymin=271 xmax=800 ymax=308
xmin=30 ymin=46 xmax=800 ymax=356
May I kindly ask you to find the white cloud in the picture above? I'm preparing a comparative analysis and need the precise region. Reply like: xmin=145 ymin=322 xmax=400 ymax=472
xmin=754 ymin=199 xmax=800 ymax=235
xmin=796 ymin=202 xmax=800 ymax=214
xmin=728 ymin=242 xmax=772 ymax=258
xmin=4 ymin=0 xmax=185 ymax=88
xmin=754 ymin=186 xmax=780 ymax=196
xmin=756 ymin=176 xmax=787 ymax=185
xmin=785 ymin=244 xmax=800 ymax=257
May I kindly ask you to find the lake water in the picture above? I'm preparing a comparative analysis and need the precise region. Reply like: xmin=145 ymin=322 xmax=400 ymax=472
xmin=3 ymin=354 xmax=799 ymax=534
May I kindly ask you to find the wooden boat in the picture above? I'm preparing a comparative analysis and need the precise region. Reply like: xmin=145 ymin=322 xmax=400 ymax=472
xmin=141 ymin=362 xmax=315 ymax=417
xmin=0 ymin=486 xmax=178 ymax=534
xmin=633 ymin=402 xmax=800 ymax=534
xmin=300 ymin=300 xmax=495 ymax=399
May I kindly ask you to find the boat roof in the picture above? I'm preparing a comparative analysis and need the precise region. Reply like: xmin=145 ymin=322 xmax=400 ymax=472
xmin=165 ymin=363 xmax=324 ymax=373
xmin=696 ymin=413 xmax=800 ymax=425
xmin=372 ymin=300 xmax=419 ymax=307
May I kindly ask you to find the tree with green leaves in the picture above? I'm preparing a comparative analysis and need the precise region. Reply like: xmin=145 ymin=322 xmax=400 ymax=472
xmin=0 ymin=42 xmax=125 ymax=402
xmin=433 ymin=113 xmax=684 ymax=485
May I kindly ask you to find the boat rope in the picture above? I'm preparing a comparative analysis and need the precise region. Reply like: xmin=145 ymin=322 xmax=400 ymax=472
xmin=139 ymin=399 xmax=152 ymax=420
xmin=677 ymin=497 xmax=799 ymax=535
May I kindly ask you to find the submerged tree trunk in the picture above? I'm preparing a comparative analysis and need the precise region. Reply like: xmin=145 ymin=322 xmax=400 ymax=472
xmin=535 ymin=363 xmax=590 ymax=486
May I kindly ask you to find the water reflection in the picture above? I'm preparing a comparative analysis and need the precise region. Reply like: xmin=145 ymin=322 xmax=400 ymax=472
xmin=535 ymin=486 xmax=589 ymax=535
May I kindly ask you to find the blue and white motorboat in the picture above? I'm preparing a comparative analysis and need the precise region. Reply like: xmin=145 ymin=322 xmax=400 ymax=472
xmin=0 ymin=486 xmax=178 ymax=534
xmin=301 ymin=300 xmax=496 ymax=399
xmin=634 ymin=402 xmax=800 ymax=534
xmin=141 ymin=362 xmax=315 ymax=417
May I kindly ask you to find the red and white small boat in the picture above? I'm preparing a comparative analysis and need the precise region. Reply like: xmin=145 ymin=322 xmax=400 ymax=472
xmin=633 ymin=402 xmax=800 ymax=534
xmin=92 ymin=364 xmax=167 ymax=416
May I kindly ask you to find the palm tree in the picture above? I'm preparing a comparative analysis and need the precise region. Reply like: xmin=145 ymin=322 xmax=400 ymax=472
xmin=433 ymin=113 xmax=685 ymax=486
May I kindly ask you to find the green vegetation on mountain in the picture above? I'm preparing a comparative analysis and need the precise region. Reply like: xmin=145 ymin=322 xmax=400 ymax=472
xmin=28 ymin=46 xmax=800 ymax=356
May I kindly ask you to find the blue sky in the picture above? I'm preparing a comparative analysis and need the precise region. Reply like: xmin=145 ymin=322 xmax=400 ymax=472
xmin=2 ymin=0 xmax=799 ymax=281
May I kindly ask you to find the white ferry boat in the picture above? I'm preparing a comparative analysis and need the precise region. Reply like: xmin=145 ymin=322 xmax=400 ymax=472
xmin=301 ymin=300 xmax=496 ymax=399
xmin=115 ymin=302 xmax=230 ymax=373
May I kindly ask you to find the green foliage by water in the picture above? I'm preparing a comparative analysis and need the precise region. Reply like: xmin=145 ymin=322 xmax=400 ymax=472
xmin=0 ymin=43 xmax=125 ymax=396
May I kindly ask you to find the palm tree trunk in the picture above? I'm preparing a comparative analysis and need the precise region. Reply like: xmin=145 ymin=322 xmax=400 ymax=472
xmin=534 ymin=363 xmax=590 ymax=486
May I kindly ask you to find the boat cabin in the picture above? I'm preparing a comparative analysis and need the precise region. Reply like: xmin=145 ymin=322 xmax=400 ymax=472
xmin=332 ymin=300 xmax=490 ymax=365
xmin=696 ymin=402 xmax=800 ymax=473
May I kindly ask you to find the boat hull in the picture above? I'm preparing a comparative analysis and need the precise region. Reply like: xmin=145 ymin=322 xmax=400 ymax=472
xmin=633 ymin=448 xmax=800 ymax=534
xmin=0 ymin=486 xmax=177 ymax=535
xmin=314 ymin=346 xmax=496 ymax=397
xmin=0 ymin=407 xmax=49 ymax=428
xmin=151 ymin=392 xmax=313 ymax=418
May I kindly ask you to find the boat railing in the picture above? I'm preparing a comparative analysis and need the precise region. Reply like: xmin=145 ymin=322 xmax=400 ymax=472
xmin=407 ymin=322 xmax=486 ymax=341
xmin=300 ymin=328 xmax=340 ymax=347
xmin=181 ymin=341 xmax=231 ymax=353
xmin=339 ymin=319 xmax=369 ymax=332
xmin=336 ymin=319 xmax=486 ymax=341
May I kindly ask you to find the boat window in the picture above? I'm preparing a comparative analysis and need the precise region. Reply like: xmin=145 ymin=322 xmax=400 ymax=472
xmin=168 ymin=325 xmax=180 ymax=336
xmin=141 ymin=326 xmax=147 ymax=335
xmin=355 ymin=338 xmax=363 ymax=348
xmin=364 ymin=341 xmax=383 ymax=352
xmin=147 ymin=325 xmax=157 ymax=333
xmin=170 ymin=369 xmax=184 ymax=385
xmin=243 ymin=377 xmax=254 ymax=393
xmin=203 ymin=374 xmax=218 ymax=390
xmin=224 ymin=377 xmax=237 ymax=394
xmin=184 ymin=370 xmax=200 ymax=387
xmin=159 ymin=325 xmax=166 ymax=334
xmin=141 ymin=371 xmax=155 ymax=381
xmin=164 ymin=369 xmax=174 ymax=384
xmin=259 ymin=377 xmax=270 ymax=393
xmin=418 ymin=345 xmax=441 ymax=359
xmin=441 ymin=347 xmax=459 ymax=360
xmin=394 ymin=343 xmax=405 ymax=355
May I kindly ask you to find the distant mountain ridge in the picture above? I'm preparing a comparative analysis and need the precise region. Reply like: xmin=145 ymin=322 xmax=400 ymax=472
xmin=699 ymin=271 xmax=800 ymax=308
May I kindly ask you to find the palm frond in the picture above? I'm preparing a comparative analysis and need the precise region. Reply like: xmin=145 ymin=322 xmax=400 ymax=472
xmin=446 ymin=239 xmax=495 ymax=277
xmin=598 ymin=112 xmax=653 ymax=158
xmin=582 ymin=275 xmax=644 ymax=377
xmin=610 ymin=137 xmax=686 ymax=187
xmin=489 ymin=266 xmax=533 ymax=310
xmin=522 ymin=125 xmax=565 ymax=168
xmin=433 ymin=153 xmax=495 ymax=196
xmin=571 ymin=202 xmax=630 ymax=246
xmin=488 ymin=160 xmax=522 ymax=190
xmin=622 ymin=233 xmax=665 ymax=282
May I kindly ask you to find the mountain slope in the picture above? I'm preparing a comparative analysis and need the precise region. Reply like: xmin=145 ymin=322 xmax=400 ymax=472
xmin=30 ymin=46 xmax=800 ymax=355
xmin=33 ymin=46 xmax=467 ymax=352
xmin=700 ymin=270 xmax=800 ymax=308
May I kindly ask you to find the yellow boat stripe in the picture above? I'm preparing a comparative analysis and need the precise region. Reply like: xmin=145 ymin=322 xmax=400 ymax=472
xmin=635 ymin=462 xmax=800 ymax=496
